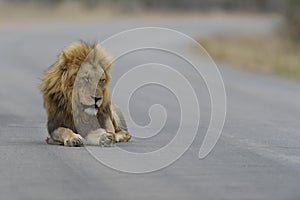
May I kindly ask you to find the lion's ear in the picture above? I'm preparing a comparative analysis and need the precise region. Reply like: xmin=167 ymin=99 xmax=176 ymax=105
xmin=93 ymin=45 xmax=113 ymax=72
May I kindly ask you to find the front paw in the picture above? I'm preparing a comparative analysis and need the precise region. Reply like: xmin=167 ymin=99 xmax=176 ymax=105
xmin=99 ymin=132 xmax=115 ymax=147
xmin=64 ymin=134 xmax=84 ymax=147
xmin=115 ymin=131 xmax=132 ymax=143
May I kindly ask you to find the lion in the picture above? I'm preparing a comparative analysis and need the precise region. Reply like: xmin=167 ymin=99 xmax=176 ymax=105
xmin=40 ymin=41 xmax=131 ymax=147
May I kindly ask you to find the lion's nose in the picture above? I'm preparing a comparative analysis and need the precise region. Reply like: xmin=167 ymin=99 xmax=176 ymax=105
xmin=92 ymin=96 xmax=102 ymax=102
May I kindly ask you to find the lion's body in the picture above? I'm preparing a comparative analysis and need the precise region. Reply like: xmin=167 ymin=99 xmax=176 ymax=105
xmin=40 ymin=42 xmax=131 ymax=146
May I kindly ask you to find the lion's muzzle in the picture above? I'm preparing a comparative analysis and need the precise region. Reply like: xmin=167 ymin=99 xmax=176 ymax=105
xmin=81 ymin=96 xmax=103 ymax=116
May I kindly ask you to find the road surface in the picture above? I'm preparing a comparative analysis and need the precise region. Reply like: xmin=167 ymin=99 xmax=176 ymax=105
xmin=0 ymin=16 xmax=300 ymax=200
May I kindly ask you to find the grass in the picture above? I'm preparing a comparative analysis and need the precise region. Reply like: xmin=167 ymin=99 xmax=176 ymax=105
xmin=199 ymin=31 xmax=300 ymax=80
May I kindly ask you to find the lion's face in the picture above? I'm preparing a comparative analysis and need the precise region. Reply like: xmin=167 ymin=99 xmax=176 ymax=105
xmin=73 ymin=48 xmax=111 ymax=116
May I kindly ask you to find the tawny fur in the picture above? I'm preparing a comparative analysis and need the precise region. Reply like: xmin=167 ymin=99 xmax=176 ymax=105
xmin=40 ymin=41 xmax=131 ymax=146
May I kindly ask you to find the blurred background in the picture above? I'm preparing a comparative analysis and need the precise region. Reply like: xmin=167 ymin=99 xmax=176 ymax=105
xmin=0 ymin=0 xmax=299 ymax=79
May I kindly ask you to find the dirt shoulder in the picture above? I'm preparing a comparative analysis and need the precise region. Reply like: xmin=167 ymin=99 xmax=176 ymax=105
xmin=199 ymin=31 xmax=300 ymax=80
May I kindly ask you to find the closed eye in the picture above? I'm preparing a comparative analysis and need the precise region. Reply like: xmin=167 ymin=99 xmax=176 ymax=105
xmin=84 ymin=77 xmax=89 ymax=82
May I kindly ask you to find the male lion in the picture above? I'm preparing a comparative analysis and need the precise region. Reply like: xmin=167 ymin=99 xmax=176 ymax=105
xmin=40 ymin=41 xmax=131 ymax=147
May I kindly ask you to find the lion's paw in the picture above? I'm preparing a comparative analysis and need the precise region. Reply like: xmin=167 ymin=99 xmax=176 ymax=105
xmin=65 ymin=134 xmax=84 ymax=147
xmin=115 ymin=131 xmax=132 ymax=143
xmin=99 ymin=132 xmax=115 ymax=147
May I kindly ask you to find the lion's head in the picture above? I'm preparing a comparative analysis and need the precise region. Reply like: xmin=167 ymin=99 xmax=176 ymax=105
xmin=40 ymin=41 xmax=112 ymax=134
xmin=72 ymin=45 xmax=112 ymax=116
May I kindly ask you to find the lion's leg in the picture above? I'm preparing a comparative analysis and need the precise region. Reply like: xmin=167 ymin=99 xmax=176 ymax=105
xmin=85 ymin=128 xmax=115 ymax=147
xmin=111 ymin=104 xmax=132 ymax=143
xmin=105 ymin=118 xmax=128 ymax=142
xmin=48 ymin=127 xmax=84 ymax=147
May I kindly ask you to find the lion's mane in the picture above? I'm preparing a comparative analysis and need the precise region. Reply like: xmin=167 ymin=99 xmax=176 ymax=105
xmin=40 ymin=41 xmax=112 ymax=135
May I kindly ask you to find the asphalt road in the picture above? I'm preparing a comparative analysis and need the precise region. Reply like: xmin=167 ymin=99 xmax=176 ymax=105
xmin=1 ymin=16 xmax=300 ymax=200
